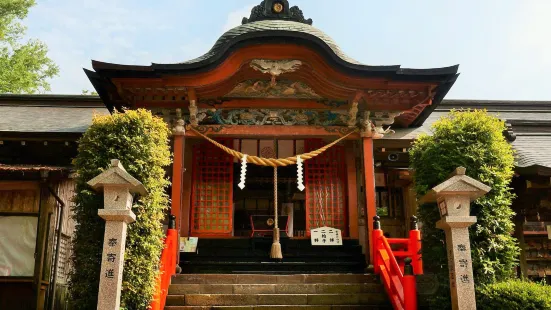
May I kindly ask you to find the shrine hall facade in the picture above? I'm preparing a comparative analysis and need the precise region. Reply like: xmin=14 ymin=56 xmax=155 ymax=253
xmin=4 ymin=2 xmax=551 ymax=309
xmin=2 ymin=0 xmax=459 ymax=278
xmin=84 ymin=0 xmax=457 ymax=267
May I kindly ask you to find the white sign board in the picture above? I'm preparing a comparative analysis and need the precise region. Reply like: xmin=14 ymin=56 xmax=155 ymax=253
xmin=180 ymin=237 xmax=199 ymax=253
xmin=310 ymin=226 xmax=342 ymax=246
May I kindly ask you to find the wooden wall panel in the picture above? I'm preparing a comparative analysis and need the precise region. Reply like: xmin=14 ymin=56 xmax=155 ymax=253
xmin=55 ymin=179 xmax=77 ymax=235
xmin=0 ymin=182 xmax=40 ymax=213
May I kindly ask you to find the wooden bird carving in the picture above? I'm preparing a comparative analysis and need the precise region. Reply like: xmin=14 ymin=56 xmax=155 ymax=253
xmin=250 ymin=59 xmax=302 ymax=86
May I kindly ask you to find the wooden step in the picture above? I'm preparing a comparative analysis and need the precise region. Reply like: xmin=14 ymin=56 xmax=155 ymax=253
xmin=166 ymin=293 xmax=389 ymax=306
xmin=172 ymin=274 xmax=379 ymax=285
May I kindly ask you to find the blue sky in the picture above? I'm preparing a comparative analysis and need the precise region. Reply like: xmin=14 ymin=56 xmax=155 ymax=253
xmin=25 ymin=0 xmax=551 ymax=100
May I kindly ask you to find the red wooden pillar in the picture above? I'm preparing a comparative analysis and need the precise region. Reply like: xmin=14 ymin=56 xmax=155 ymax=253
xmin=345 ymin=141 xmax=359 ymax=239
xmin=171 ymin=129 xmax=185 ymax=262
xmin=362 ymin=136 xmax=377 ymax=263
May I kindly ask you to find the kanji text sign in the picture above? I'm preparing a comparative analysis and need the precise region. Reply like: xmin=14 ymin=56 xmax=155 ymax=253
xmin=310 ymin=227 xmax=342 ymax=246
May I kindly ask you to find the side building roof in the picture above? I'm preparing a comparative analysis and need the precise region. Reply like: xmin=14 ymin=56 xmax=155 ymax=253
xmin=0 ymin=94 xmax=110 ymax=139
xmin=386 ymin=99 xmax=551 ymax=176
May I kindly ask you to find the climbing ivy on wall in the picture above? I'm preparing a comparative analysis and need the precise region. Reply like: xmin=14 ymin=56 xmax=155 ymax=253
xmin=409 ymin=110 xmax=519 ymax=307
xmin=69 ymin=109 xmax=172 ymax=309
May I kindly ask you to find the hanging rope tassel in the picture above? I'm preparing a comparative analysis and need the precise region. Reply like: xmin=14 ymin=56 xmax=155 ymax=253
xmin=270 ymin=166 xmax=283 ymax=259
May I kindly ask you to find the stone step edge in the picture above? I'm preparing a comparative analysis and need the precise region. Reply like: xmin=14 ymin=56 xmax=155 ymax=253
xmin=172 ymin=274 xmax=379 ymax=285
xmin=168 ymin=283 xmax=383 ymax=294
xmin=166 ymin=293 xmax=389 ymax=306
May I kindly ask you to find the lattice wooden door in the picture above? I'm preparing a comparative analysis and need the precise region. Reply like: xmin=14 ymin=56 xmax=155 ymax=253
xmin=191 ymin=139 xmax=234 ymax=236
xmin=304 ymin=139 xmax=347 ymax=236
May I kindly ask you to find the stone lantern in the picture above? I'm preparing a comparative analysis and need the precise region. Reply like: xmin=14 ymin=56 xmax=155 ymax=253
xmin=420 ymin=167 xmax=490 ymax=310
xmin=88 ymin=159 xmax=147 ymax=310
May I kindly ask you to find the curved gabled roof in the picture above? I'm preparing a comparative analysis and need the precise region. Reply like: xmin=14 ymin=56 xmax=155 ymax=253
xmin=92 ymin=0 xmax=458 ymax=81
xmin=149 ymin=19 xmax=458 ymax=80
xmin=173 ymin=20 xmax=363 ymax=66
xmin=87 ymin=0 xmax=460 ymax=127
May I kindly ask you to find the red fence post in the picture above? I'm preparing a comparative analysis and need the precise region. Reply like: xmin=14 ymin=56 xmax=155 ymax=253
xmin=150 ymin=215 xmax=179 ymax=310
xmin=403 ymin=257 xmax=417 ymax=310
xmin=408 ymin=216 xmax=423 ymax=275
xmin=372 ymin=216 xmax=383 ymax=274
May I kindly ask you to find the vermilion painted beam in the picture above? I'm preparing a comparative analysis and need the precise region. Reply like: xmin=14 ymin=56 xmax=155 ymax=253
xmin=362 ymin=137 xmax=377 ymax=263
xmin=185 ymin=126 xmax=360 ymax=139
xmin=218 ymin=99 xmax=339 ymax=110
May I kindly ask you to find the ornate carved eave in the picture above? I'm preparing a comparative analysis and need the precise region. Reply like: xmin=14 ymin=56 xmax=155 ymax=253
xmin=360 ymin=111 xmax=403 ymax=139
xmin=196 ymin=108 xmax=352 ymax=126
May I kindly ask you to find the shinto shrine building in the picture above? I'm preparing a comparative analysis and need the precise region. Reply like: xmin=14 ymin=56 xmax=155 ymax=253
xmin=1 ymin=1 xmax=551 ymax=309
xmin=85 ymin=0 xmax=457 ymax=268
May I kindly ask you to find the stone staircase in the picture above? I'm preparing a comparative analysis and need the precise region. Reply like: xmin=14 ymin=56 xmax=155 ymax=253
xmin=164 ymin=274 xmax=391 ymax=309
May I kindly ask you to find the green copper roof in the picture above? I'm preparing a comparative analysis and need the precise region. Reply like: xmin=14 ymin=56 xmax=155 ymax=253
xmin=178 ymin=20 xmax=362 ymax=66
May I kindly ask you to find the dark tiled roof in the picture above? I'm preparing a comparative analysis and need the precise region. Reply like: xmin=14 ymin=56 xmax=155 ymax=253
xmin=386 ymin=99 xmax=551 ymax=173
xmin=178 ymin=20 xmax=363 ymax=65
xmin=513 ymin=135 xmax=551 ymax=169
xmin=148 ymin=19 xmax=459 ymax=78
xmin=0 ymin=95 xmax=109 ymax=134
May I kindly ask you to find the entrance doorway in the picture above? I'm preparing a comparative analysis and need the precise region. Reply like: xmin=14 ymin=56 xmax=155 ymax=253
xmin=233 ymin=165 xmax=307 ymax=237
xmin=189 ymin=138 xmax=348 ymax=238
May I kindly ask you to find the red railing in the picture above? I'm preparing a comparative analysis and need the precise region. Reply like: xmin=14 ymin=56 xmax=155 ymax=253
xmin=149 ymin=224 xmax=178 ymax=310
xmin=372 ymin=216 xmax=422 ymax=310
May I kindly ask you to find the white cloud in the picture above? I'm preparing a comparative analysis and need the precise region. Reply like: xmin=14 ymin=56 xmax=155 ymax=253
xmin=222 ymin=4 xmax=256 ymax=32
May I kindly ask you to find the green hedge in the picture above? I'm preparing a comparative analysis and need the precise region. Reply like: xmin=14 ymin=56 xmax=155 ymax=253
xmin=69 ymin=109 xmax=171 ymax=309
xmin=409 ymin=110 xmax=519 ymax=307
xmin=477 ymin=280 xmax=551 ymax=310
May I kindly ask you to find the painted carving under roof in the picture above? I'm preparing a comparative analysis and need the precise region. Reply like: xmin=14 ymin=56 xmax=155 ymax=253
xmin=225 ymin=79 xmax=322 ymax=99
xmin=249 ymin=59 xmax=302 ymax=86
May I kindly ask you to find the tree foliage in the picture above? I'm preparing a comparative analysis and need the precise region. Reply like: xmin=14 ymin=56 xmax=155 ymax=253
xmin=0 ymin=0 xmax=59 ymax=93
xmin=69 ymin=109 xmax=172 ymax=309
xmin=409 ymin=110 xmax=519 ymax=306
xmin=82 ymin=89 xmax=98 ymax=96
xmin=477 ymin=280 xmax=551 ymax=310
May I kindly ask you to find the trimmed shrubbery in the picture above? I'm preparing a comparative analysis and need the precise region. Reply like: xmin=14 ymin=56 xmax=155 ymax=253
xmin=409 ymin=110 xmax=519 ymax=307
xmin=69 ymin=109 xmax=171 ymax=309
xmin=477 ymin=280 xmax=551 ymax=310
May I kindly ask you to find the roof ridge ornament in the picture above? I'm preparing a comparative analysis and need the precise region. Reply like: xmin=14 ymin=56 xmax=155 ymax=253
xmin=242 ymin=0 xmax=313 ymax=25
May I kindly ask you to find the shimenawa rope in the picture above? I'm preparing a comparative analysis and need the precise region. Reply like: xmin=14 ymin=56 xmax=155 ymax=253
xmin=188 ymin=126 xmax=357 ymax=167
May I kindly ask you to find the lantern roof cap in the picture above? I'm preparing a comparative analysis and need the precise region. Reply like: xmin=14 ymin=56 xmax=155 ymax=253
xmin=420 ymin=167 xmax=491 ymax=203
xmin=87 ymin=159 xmax=147 ymax=196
